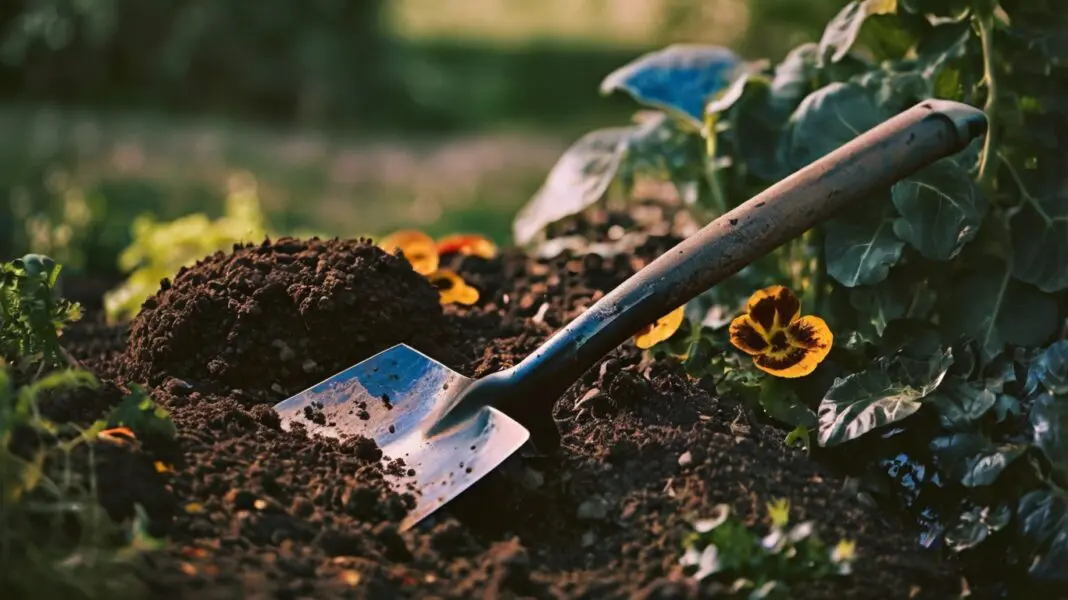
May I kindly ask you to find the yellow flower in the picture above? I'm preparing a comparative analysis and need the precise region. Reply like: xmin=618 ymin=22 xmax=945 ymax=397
xmin=378 ymin=229 xmax=439 ymax=275
xmin=832 ymin=539 xmax=857 ymax=562
xmin=729 ymin=285 xmax=832 ymax=378
xmin=634 ymin=305 xmax=685 ymax=349
xmin=767 ymin=498 xmax=791 ymax=528
xmin=436 ymin=234 xmax=498 ymax=259
xmin=428 ymin=269 xmax=480 ymax=305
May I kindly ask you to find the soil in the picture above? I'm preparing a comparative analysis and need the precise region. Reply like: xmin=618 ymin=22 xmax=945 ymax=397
xmin=53 ymin=209 xmax=1008 ymax=599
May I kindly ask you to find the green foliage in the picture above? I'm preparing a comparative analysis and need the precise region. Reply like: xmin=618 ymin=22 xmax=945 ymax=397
xmin=520 ymin=0 xmax=1068 ymax=583
xmin=104 ymin=185 xmax=269 ymax=322
xmin=0 ymin=364 xmax=149 ymax=599
xmin=0 ymin=253 xmax=81 ymax=369
xmin=679 ymin=500 xmax=855 ymax=597
xmin=104 ymin=384 xmax=177 ymax=442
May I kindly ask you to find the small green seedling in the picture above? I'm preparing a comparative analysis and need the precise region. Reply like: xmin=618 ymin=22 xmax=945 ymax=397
xmin=680 ymin=499 xmax=855 ymax=598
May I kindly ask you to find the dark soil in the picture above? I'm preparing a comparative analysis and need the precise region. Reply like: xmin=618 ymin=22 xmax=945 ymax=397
xmin=120 ymin=237 xmax=459 ymax=397
xmin=56 ymin=211 xmax=1000 ymax=599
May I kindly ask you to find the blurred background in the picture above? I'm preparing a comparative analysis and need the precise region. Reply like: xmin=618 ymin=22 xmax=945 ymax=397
xmin=0 ymin=0 xmax=844 ymax=292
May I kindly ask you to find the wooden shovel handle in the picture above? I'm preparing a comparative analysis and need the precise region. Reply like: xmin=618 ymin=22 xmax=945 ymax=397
xmin=442 ymin=100 xmax=987 ymax=452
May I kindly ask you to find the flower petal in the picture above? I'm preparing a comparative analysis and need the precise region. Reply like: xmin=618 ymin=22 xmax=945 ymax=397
xmin=634 ymin=306 xmax=685 ymax=349
xmin=744 ymin=285 xmax=801 ymax=333
xmin=729 ymin=315 xmax=769 ymax=355
xmin=379 ymin=229 xmax=440 ymax=275
xmin=786 ymin=315 xmax=833 ymax=358
xmin=437 ymin=234 xmax=498 ymax=259
xmin=753 ymin=346 xmax=821 ymax=378
xmin=429 ymin=269 xmax=480 ymax=305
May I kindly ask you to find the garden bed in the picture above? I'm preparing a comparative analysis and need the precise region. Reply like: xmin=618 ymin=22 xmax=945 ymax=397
xmin=53 ymin=212 xmax=988 ymax=600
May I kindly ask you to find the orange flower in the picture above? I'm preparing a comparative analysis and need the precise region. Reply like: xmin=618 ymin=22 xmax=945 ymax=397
xmin=428 ymin=269 xmax=480 ymax=305
xmin=633 ymin=305 xmax=685 ymax=349
xmin=97 ymin=427 xmax=137 ymax=445
xmin=728 ymin=285 xmax=832 ymax=378
xmin=378 ymin=230 xmax=439 ymax=275
xmin=437 ymin=234 xmax=498 ymax=259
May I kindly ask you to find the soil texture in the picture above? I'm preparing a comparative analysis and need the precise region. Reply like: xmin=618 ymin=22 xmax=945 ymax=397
xmin=55 ymin=211 xmax=1001 ymax=599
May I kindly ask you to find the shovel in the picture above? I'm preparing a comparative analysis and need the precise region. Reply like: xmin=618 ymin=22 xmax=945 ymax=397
xmin=273 ymin=100 xmax=987 ymax=531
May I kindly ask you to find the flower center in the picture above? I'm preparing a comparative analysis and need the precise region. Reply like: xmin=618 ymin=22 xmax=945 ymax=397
xmin=770 ymin=330 xmax=789 ymax=351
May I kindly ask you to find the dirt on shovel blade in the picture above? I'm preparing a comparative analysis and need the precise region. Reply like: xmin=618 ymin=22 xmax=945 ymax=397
xmin=55 ymin=221 xmax=991 ymax=599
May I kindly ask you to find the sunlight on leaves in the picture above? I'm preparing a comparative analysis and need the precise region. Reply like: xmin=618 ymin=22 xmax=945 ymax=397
xmin=818 ymin=349 xmax=953 ymax=446
xmin=600 ymin=44 xmax=742 ymax=127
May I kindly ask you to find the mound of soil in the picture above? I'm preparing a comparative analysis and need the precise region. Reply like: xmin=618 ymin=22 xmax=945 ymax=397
xmin=121 ymin=237 xmax=457 ymax=397
xmin=57 ymin=210 xmax=1006 ymax=599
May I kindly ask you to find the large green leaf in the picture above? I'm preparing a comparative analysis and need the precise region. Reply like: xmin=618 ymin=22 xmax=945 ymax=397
xmin=818 ymin=349 xmax=953 ymax=446
xmin=850 ymin=278 xmax=935 ymax=336
xmin=944 ymin=504 xmax=1013 ymax=552
xmin=1031 ymin=393 xmax=1068 ymax=475
xmin=758 ymin=377 xmax=818 ymax=429
xmin=1017 ymin=489 xmax=1068 ymax=581
xmin=930 ymin=432 xmax=1028 ymax=487
xmin=1010 ymin=172 xmax=1068 ymax=292
xmin=513 ymin=126 xmax=636 ymax=245
xmin=929 ymin=377 xmax=998 ymax=430
xmin=784 ymin=81 xmax=888 ymax=171
xmin=824 ymin=196 xmax=904 ymax=287
xmin=891 ymin=159 xmax=987 ymax=261
xmin=818 ymin=0 xmax=900 ymax=65
xmin=939 ymin=257 xmax=1059 ymax=361
xmin=600 ymin=44 xmax=742 ymax=127
xmin=1030 ymin=341 xmax=1068 ymax=396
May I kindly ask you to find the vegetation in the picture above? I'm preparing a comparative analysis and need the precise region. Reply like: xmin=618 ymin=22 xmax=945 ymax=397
xmin=103 ymin=183 xmax=269 ymax=322
xmin=679 ymin=499 xmax=856 ymax=597
xmin=518 ymin=0 xmax=1068 ymax=585
xmin=0 ymin=254 xmax=168 ymax=599
xmin=1 ymin=253 xmax=81 ymax=371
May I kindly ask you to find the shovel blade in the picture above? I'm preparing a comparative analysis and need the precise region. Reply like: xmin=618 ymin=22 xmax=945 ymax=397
xmin=273 ymin=344 xmax=530 ymax=530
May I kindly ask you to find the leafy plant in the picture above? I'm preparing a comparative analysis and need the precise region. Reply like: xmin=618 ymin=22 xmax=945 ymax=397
xmin=679 ymin=499 xmax=855 ymax=597
xmin=1 ymin=253 xmax=81 ymax=371
xmin=103 ymin=184 xmax=269 ymax=322
xmin=519 ymin=0 xmax=1068 ymax=583
xmin=0 ymin=364 xmax=150 ymax=599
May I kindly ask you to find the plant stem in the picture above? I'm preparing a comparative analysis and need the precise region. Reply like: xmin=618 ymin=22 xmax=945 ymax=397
xmin=977 ymin=14 xmax=998 ymax=190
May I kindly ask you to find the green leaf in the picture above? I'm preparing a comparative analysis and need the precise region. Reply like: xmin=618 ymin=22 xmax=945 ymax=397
xmin=818 ymin=349 xmax=953 ymax=446
xmin=818 ymin=0 xmax=900 ymax=65
xmin=600 ymin=44 xmax=742 ymax=127
xmin=784 ymin=81 xmax=888 ymax=171
xmin=930 ymin=432 xmax=1029 ymax=487
xmin=928 ymin=377 xmax=998 ymax=430
xmin=1031 ymin=393 xmax=1068 ymax=475
xmin=1010 ymin=173 xmax=1068 ymax=292
xmin=891 ymin=159 xmax=987 ymax=261
xmin=106 ymin=385 xmax=177 ymax=441
xmin=1017 ymin=489 xmax=1068 ymax=581
xmin=824 ymin=197 xmax=904 ymax=288
xmin=944 ymin=504 xmax=1012 ymax=552
xmin=898 ymin=0 xmax=970 ymax=22
xmin=1030 ymin=341 xmax=1068 ymax=396
xmin=513 ymin=126 xmax=636 ymax=245
xmin=850 ymin=277 xmax=936 ymax=336
xmin=939 ymin=257 xmax=1059 ymax=361
xmin=758 ymin=377 xmax=818 ymax=429
xmin=915 ymin=20 xmax=975 ymax=78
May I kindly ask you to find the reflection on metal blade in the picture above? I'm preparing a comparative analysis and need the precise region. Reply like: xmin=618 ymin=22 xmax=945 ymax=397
xmin=272 ymin=344 xmax=531 ymax=531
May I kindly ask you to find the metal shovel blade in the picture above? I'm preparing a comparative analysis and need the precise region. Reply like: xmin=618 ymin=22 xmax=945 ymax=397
xmin=272 ymin=344 xmax=529 ymax=531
